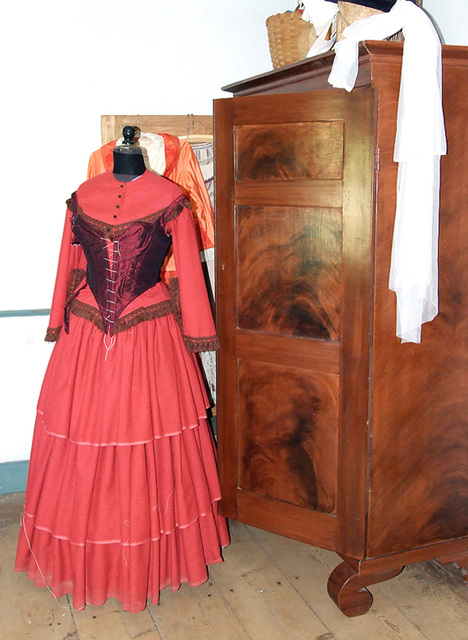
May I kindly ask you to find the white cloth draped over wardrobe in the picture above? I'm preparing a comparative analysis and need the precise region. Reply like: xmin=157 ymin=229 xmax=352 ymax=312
xmin=328 ymin=0 xmax=446 ymax=343
xmin=301 ymin=0 xmax=446 ymax=342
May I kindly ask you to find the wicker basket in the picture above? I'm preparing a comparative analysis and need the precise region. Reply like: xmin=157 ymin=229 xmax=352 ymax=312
xmin=266 ymin=10 xmax=316 ymax=69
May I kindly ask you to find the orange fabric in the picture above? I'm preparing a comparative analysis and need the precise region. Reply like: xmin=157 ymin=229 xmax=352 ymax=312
xmin=87 ymin=140 xmax=116 ymax=178
xmin=160 ymin=133 xmax=180 ymax=176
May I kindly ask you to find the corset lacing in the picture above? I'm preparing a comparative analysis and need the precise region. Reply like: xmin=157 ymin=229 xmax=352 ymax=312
xmin=103 ymin=237 xmax=120 ymax=358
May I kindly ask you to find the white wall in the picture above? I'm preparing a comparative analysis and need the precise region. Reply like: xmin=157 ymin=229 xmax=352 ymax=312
xmin=0 ymin=0 xmax=290 ymax=463
xmin=423 ymin=0 xmax=468 ymax=45
xmin=1 ymin=0 xmax=466 ymax=463
xmin=0 ymin=0 xmax=292 ymax=312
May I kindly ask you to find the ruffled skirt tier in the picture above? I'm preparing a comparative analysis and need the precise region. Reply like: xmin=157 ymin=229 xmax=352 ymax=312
xmin=15 ymin=313 xmax=229 ymax=612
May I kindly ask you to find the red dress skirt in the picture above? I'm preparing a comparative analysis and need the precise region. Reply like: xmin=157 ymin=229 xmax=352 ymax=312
xmin=15 ymin=304 xmax=229 ymax=613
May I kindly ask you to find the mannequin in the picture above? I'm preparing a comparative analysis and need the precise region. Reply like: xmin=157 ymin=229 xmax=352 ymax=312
xmin=113 ymin=125 xmax=146 ymax=181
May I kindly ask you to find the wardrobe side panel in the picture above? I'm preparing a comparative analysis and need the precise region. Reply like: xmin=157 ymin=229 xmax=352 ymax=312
xmin=368 ymin=56 xmax=468 ymax=556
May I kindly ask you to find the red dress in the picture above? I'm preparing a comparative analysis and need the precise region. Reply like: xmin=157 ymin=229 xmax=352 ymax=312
xmin=15 ymin=170 xmax=229 ymax=613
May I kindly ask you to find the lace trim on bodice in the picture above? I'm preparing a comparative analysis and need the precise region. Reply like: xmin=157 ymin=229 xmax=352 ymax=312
xmin=66 ymin=192 xmax=189 ymax=240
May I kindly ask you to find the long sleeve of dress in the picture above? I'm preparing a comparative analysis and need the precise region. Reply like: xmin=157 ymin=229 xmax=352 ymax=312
xmin=166 ymin=205 xmax=219 ymax=353
xmin=45 ymin=208 xmax=86 ymax=342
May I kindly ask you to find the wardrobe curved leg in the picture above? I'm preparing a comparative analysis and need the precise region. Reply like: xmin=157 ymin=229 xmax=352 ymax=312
xmin=327 ymin=560 xmax=403 ymax=617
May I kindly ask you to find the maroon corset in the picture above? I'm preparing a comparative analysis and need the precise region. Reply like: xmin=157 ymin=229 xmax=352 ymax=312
xmin=68 ymin=193 xmax=187 ymax=335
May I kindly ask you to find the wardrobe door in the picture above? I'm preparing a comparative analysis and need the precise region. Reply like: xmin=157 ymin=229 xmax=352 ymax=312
xmin=215 ymin=89 xmax=374 ymax=552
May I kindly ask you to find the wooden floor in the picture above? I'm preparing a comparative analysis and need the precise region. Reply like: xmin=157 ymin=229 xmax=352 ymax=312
xmin=2 ymin=493 xmax=468 ymax=640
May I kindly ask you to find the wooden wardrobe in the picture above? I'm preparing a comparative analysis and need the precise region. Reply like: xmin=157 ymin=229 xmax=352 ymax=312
xmin=214 ymin=41 xmax=468 ymax=616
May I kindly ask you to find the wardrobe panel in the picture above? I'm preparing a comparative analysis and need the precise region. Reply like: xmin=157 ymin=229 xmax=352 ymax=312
xmin=236 ymin=205 xmax=342 ymax=340
xmin=235 ymin=121 xmax=344 ymax=181
xmin=235 ymin=181 xmax=343 ymax=208
xmin=237 ymin=358 xmax=339 ymax=515
xmin=236 ymin=331 xmax=341 ymax=374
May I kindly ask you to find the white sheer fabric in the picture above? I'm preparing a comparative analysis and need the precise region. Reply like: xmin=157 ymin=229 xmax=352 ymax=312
xmin=328 ymin=0 xmax=446 ymax=342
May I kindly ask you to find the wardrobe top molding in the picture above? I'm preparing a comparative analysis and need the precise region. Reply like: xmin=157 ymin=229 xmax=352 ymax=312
xmin=221 ymin=41 xmax=468 ymax=97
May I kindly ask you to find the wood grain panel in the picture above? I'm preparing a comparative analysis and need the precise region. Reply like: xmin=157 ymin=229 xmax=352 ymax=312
xmin=236 ymin=205 xmax=342 ymax=340
xmin=235 ymin=180 xmax=343 ymax=208
xmin=236 ymin=330 xmax=340 ymax=375
xmin=232 ymin=90 xmax=345 ymax=123
xmin=238 ymin=359 xmax=339 ymax=514
xmin=235 ymin=122 xmax=344 ymax=181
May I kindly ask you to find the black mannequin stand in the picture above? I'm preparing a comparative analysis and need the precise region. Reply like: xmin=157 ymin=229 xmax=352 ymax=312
xmin=113 ymin=126 xmax=146 ymax=182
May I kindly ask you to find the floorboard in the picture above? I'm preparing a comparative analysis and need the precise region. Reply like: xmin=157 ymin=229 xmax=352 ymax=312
xmin=2 ymin=493 xmax=467 ymax=640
